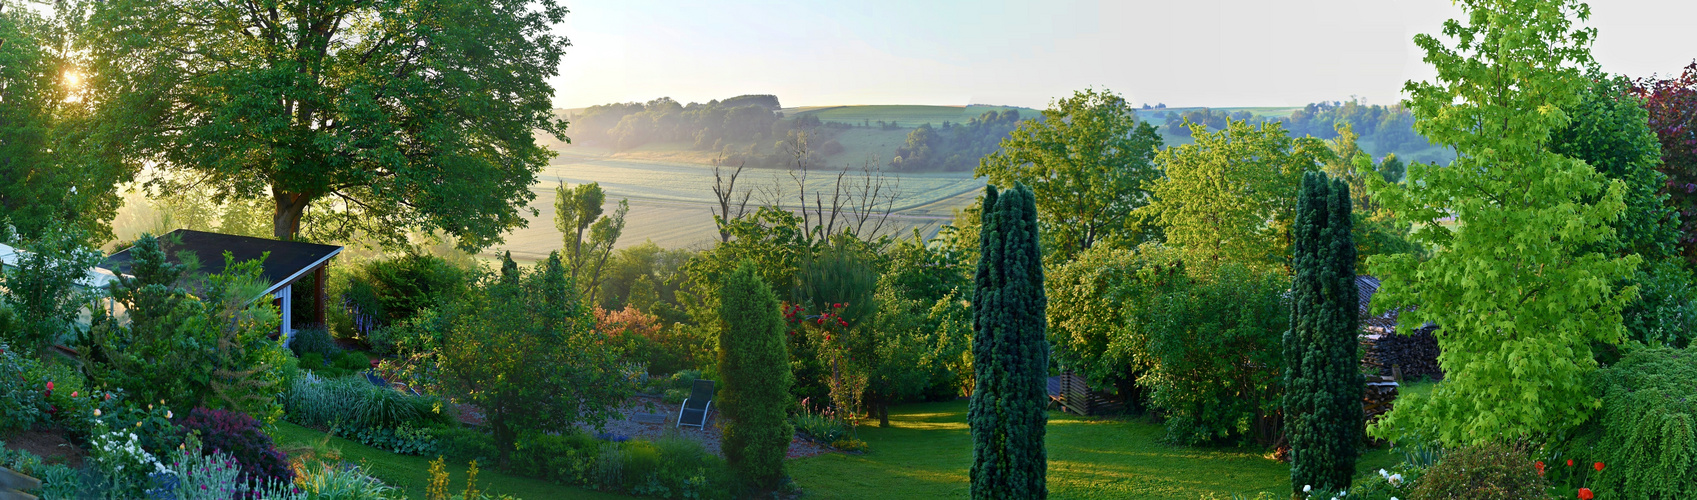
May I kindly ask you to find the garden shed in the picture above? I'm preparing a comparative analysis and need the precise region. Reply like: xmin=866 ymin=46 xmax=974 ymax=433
xmin=97 ymin=229 xmax=342 ymax=345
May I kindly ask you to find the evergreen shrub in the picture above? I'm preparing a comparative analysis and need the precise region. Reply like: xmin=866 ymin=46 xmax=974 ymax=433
xmin=1408 ymin=442 xmax=1545 ymax=500
xmin=1589 ymin=347 xmax=1697 ymax=498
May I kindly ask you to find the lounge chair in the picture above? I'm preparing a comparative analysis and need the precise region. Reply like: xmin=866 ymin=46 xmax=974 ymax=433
xmin=676 ymin=379 xmax=715 ymax=429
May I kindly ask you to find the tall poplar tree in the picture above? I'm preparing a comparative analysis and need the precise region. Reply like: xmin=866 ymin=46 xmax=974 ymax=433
xmin=1367 ymin=0 xmax=1638 ymax=445
xmin=1285 ymin=172 xmax=1362 ymax=493
xmin=969 ymin=183 xmax=1048 ymax=499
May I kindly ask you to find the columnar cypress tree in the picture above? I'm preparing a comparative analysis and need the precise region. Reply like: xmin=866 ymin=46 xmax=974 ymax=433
xmin=718 ymin=260 xmax=795 ymax=488
xmin=969 ymin=183 xmax=1049 ymax=499
xmin=1284 ymin=172 xmax=1363 ymax=493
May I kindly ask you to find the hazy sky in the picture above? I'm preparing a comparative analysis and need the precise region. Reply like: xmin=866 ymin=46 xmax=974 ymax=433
xmin=551 ymin=0 xmax=1697 ymax=110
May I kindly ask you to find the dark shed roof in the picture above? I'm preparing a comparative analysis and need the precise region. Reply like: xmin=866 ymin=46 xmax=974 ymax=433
xmin=99 ymin=229 xmax=342 ymax=295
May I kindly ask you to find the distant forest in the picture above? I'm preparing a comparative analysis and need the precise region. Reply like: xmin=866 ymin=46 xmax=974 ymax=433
xmin=565 ymin=95 xmax=1440 ymax=172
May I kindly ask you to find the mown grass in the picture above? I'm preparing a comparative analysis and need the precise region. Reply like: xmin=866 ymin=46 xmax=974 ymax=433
xmin=270 ymin=422 xmax=631 ymax=500
xmin=789 ymin=400 xmax=1398 ymax=499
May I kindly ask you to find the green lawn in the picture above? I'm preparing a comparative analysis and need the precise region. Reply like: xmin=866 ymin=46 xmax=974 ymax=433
xmin=269 ymin=422 xmax=631 ymax=500
xmin=790 ymin=401 xmax=1398 ymax=499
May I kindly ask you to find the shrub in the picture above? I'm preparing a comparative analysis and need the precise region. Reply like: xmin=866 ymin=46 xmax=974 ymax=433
xmin=344 ymin=253 xmax=468 ymax=330
xmin=353 ymin=423 xmax=439 ymax=456
xmin=1408 ymin=442 xmax=1546 ymax=500
xmin=1124 ymin=261 xmax=1290 ymax=446
xmin=439 ymin=427 xmax=499 ymax=465
xmin=299 ymin=352 xmax=326 ymax=370
xmin=0 ymin=342 xmax=49 ymax=434
xmin=791 ymin=407 xmax=849 ymax=444
xmin=1620 ymin=260 xmax=1697 ymax=348
xmin=511 ymin=431 xmax=601 ymax=484
xmin=1588 ymin=347 xmax=1697 ymax=498
xmin=1284 ymin=172 xmax=1364 ymax=493
xmin=716 ymin=260 xmax=795 ymax=487
xmin=175 ymin=407 xmax=294 ymax=486
xmin=290 ymin=327 xmax=342 ymax=359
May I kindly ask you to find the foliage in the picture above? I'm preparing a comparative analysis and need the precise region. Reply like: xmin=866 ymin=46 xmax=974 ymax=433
xmin=597 ymin=241 xmax=693 ymax=322
xmin=175 ymin=407 xmax=294 ymax=487
xmin=1633 ymin=61 xmax=1697 ymax=265
xmin=968 ymin=184 xmax=1048 ymax=499
xmin=85 ymin=420 xmax=170 ymax=498
xmin=0 ymin=342 xmax=49 ymax=434
xmin=568 ymin=95 xmax=782 ymax=152
xmin=1131 ymin=262 xmax=1290 ymax=446
xmin=1281 ymin=100 xmax=1432 ymax=155
xmin=1344 ymin=464 xmax=1424 ymax=500
xmin=436 ymin=252 xmax=631 ymax=468
xmin=792 ymin=404 xmax=852 ymax=445
xmin=680 ymin=206 xmax=809 ymax=358
xmin=1146 ymin=118 xmax=1328 ymax=269
xmin=557 ymin=182 xmax=630 ymax=305
xmin=81 ymin=235 xmax=294 ymax=423
xmin=0 ymin=222 xmax=103 ymax=354
xmin=1407 ymin=442 xmax=1546 ymax=500
xmin=976 ymin=88 xmax=1163 ymax=263
xmin=598 ymin=306 xmax=701 ymax=375
xmin=1046 ymin=246 xmax=1149 ymax=408
xmin=0 ymin=5 xmax=123 ymax=242
xmin=716 ymin=260 xmax=795 ymax=488
xmin=891 ymin=110 xmax=1025 ymax=172
xmin=1285 ymin=172 xmax=1363 ymax=493
xmin=294 ymin=460 xmax=400 ymax=500
xmin=344 ymin=253 xmax=470 ymax=334
xmin=1366 ymin=0 xmax=1638 ymax=446
xmin=80 ymin=0 xmax=571 ymax=247
xmin=1587 ymin=347 xmax=1697 ymax=498
xmin=1619 ymin=260 xmax=1697 ymax=348
xmin=289 ymin=327 xmax=342 ymax=360
xmin=1551 ymin=72 xmax=1679 ymax=261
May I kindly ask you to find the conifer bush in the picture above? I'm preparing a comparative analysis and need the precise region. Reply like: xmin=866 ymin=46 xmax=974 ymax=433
xmin=716 ymin=260 xmax=794 ymax=488
xmin=1285 ymin=172 xmax=1363 ymax=493
xmin=968 ymin=184 xmax=1048 ymax=499
xmin=1589 ymin=347 xmax=1697 ymax=498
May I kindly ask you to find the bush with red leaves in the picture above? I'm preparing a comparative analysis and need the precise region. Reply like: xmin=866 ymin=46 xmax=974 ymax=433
xmin=175 ymin=407 xmax=294 ymax=486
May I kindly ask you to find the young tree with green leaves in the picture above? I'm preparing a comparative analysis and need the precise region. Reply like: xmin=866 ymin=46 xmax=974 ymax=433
xmin=968 ymin=184 xmax=1048 ymax=499
xmin=1367 ymin=0 xmax=1638 ymax=445
xmin=976 ymin=88 xmax=1163 ymax=264
xmin=1284 ymin=172 xmax=1362 ymax=493
xmin=78 ymin=0 xmax=571 ymax=249
xmin=437 ymin=252 xmax=630 ymax=468
xmin=0 ymin=223 xmax=103 ymax=354
xmin=717 ymin=260 xmax=794 ymax=488
xmin=1144 ymin=118 xmax=1329 ymax=269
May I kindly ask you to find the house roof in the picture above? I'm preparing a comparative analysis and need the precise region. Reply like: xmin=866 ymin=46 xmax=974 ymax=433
xmin=98 ymin=229 xmax=342 ymax=296
xmin=3 ymin=242 xmax=124 ymax=289
xmin=1357 ymin=275 xmax=1437 ymax=336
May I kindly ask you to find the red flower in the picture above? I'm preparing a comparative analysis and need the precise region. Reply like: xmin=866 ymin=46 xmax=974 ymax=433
xmin=838 ymin=319 xmax=848 ymax=327
xmin=1535 ymin=461 xmax=1545 ymax=476
xmin=817 ymin=318 xmax=825 ymax=325
xmin=1594 ymin=462 xmax=1605 ymax=472
xmin=1578 ymin=487 xmax=1594 ymax=500
xmin=71 ymin=391 xmax=78 ymax=398
xmin=46 ymin=381 xmax=54 ymax=392
xmin=1567 ymin=459 xmax=1574 ymax=467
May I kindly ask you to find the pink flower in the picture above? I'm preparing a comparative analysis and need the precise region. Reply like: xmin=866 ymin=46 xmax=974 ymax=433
xmin=46 ymin=381 xmax=54 ymax=392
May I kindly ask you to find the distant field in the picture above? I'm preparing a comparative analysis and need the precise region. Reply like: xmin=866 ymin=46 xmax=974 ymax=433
xmin=793 ymin=104 xmax=1042 ymax=126
xmin=487 ymin=149 xmax=984 ymax=258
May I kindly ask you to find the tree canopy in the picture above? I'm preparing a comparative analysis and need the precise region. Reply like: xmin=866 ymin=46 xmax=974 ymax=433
xmin=976 ymin=88 xmax=1163 ymax=264
xmin=78 ymin=0 xmax=571 ymax=249
xmin=1367 ymin=0 xmax=1638 ymax=445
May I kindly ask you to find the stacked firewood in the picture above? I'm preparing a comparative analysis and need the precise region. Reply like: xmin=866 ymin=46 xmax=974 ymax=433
xmin=1360 ymin=325 xmax=1443 ymax=381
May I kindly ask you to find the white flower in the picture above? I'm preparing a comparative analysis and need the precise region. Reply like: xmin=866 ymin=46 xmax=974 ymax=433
xmin=1390 ymin=473 xmax=1403 ymax=485
xmin=93 ymin=409 xmax=102 ymax=417
xmin=1379 ymin=468 xmax=1389 ymax=478
xmin=1304 ymin=485 xmax=1312 ymax=493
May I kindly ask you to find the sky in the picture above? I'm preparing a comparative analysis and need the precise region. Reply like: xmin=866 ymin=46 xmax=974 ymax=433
xmin=550 ymin=0 xmax=1697 ymax=110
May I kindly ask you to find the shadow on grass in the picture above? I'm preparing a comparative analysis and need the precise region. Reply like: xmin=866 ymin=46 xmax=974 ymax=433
xmin=790 ymin=400 xmax=1398 ymax=500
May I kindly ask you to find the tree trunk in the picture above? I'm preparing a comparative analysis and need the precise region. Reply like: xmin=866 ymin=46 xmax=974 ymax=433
xmin=273 ymin=189 xmax=312 ymax=241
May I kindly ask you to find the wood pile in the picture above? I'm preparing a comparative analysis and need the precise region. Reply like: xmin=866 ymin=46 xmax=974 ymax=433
xmin=1361 ymin=325 xmax=1443 ymax=380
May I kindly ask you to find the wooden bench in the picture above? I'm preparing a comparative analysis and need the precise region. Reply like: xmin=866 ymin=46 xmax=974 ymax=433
xmin=1 ymin=466 xmax=41 ymax=500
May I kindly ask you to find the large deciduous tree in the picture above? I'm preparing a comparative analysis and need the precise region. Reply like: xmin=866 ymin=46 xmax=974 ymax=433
xmin=78 ymin=0 xmax=571 ymax=248
xmin=976 ymin=88 xmax=1162 ymax=264
xmin=555 ymin=182 xmax=629 ymax=305
xmin=0 ymin=5 xmax=122 ymax=241
xmin=968 ymin=184 xmax=1048 ymax=500
xmin=1144 ymin=118 xmax=1328 ymax=270
xmin=1284 ymin=172 xmax=1362 ymax=494
xmin=1367 ymin=0 xmax=1638 ymax=445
